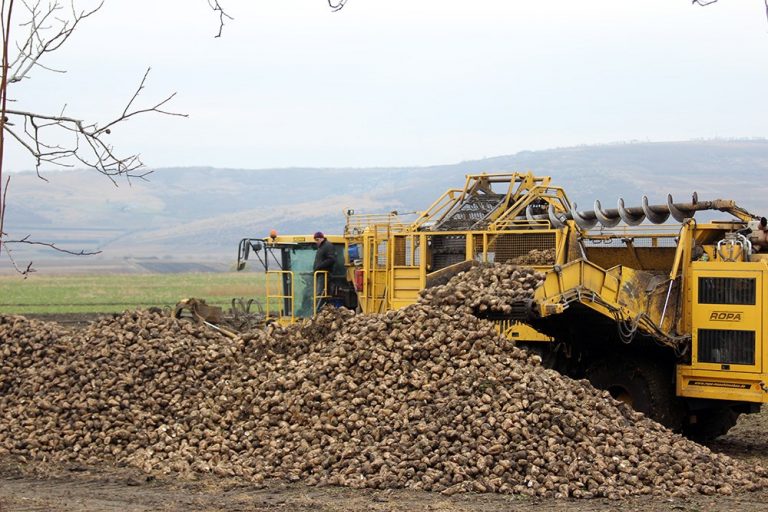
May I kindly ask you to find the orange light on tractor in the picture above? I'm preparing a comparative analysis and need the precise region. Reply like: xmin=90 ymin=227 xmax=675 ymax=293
xmin=269 ymin=229 xmax=278 ymax=240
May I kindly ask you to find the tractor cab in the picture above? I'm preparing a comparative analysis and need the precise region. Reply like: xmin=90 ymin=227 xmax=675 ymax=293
xmin=237 ymin=234 xmax=355 ymax=324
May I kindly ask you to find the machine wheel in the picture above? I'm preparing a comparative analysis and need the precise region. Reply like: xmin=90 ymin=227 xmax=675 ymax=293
xmin=683 ymin=407 xmax=741 ymax=443
xmin=586 ymin=356 xmax=684 ymax=431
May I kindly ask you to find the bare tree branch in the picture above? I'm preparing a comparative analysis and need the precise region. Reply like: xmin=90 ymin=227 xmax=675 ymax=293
xmin=9 ymin=0 xmax=103 ymax=84
xmin=208 ymin=1 xmax=349 ymax=37
xmin=0 ymin=0 xmax=16 ymax=260
xmin=3 ymin=67 xmax=187 ymax=183
xmin=208 ymin=0 xmax=232 ymax=38
xmin=0 ymin=241 xmax=35 ymax=277
xmin=0 ymin=174 xmax=40 ymax=277
xmin=0 ymin=175 xmax=9 ymax=254
xmin=328 ymin=0 xmax=349 ymax=12
xmin=693 ymin=0 xmax=768 ymax=24
xmin=4 ymin=234 xmax=101 ymax=255
xmin=96 ymin=68 xmax=186 ymax=135
xmin=0 ymin=2 xmax=187 ymax=189
xmin=0 ymin=0 xmax=352 ymax=269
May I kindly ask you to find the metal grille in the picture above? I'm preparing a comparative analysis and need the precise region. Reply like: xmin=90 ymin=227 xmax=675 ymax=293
xmin=393 ymin=237 xmax=406 ymax=266
xmin=430 ymin=235 xmax=467 ymax=271
xmin=434 ymin=194 xmax=504 ymax=231
xmin=410 ymin=238 xmax=421 ymax=266
xmin=698 ymin=329 xmax=755 ymax=365
xmin=481 ymin=233 xmax=556 ymax=263
xmin=376 ymin=241 xmax=388 ymax=267
xmin=345 ymin=213 xmax=407 ymax=236
xmin=473 ymin=234 xmax=485 ymax=260
xmin=698 ymin=277 xmax=756 ymax=305
xmin=393 ymin=237 xmax=420 ymax=266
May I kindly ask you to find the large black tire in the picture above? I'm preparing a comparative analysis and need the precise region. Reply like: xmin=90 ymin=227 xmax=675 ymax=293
xmin=586 ymin=356 xmax=684 ymax=431
xmin=683 ymin=406 xmax=741 ymax=443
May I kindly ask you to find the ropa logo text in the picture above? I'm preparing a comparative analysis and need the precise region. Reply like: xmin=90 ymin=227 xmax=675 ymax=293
xmin=709 ymin=311 xmax=743 ymax=322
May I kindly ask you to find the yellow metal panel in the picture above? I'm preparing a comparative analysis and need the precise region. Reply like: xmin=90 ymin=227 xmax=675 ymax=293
xmin=536 ymin=260 xmax=621 ymax=307
xmin=391 ymin=267 xmax=422 ymax=309
xmin=690 ymin=267 xmax=762 ymax=374
xmin=677 ymin=366 xmax=768 ymax=403
xmin=534 ymin=259 xmax=678 ymax=343
xmin=496 ymin=320 xmax=553 ymax=343
xmin=268 ymin=234 xmax=346 ymax=244
xmin=585 ymin=247 xmax=677 ymax=272
xmin=360 ymin=232 xmax=389 ymax=314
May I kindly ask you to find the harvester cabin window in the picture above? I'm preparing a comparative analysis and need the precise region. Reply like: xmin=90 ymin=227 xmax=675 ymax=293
xmin=698 ymin=277 xmax=756 ymax=305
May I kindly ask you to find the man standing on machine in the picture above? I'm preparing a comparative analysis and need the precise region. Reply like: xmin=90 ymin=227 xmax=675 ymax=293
xmin=313 ymin=231 xmax=336 ymax=311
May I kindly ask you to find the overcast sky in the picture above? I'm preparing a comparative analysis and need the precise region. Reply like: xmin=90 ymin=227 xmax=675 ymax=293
xmin=5 ymin=0 xmax=768 ymax=172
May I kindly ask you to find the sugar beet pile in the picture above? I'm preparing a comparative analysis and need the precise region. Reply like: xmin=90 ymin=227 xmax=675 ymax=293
xmin=1 ymin=263 xmax=766 ymax=499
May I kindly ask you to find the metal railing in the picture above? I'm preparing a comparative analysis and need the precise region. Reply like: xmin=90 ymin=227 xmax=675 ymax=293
xmin=345 ymin=212 xmax=408 ymax=237
xmin=265 ymin=270 xmax=293 ymax=322
xmin=313 ymin=270 xmax=330 ymax=315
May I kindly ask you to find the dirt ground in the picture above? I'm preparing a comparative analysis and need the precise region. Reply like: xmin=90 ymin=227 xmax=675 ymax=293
xmin=2 ymin=317 xmax=768 ymax=511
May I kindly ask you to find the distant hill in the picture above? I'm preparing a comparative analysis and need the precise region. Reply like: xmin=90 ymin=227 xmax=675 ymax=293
xmin=5 ymin=139 xmax=768 ymax=270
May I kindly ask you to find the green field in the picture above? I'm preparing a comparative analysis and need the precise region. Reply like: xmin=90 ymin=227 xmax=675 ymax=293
xmin=0 ymin=273 xmax=268 ymax=314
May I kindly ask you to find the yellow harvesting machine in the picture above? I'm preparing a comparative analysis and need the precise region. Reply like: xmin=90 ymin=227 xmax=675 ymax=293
xmin=237 ymin=172 xmax=768 ymax=439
